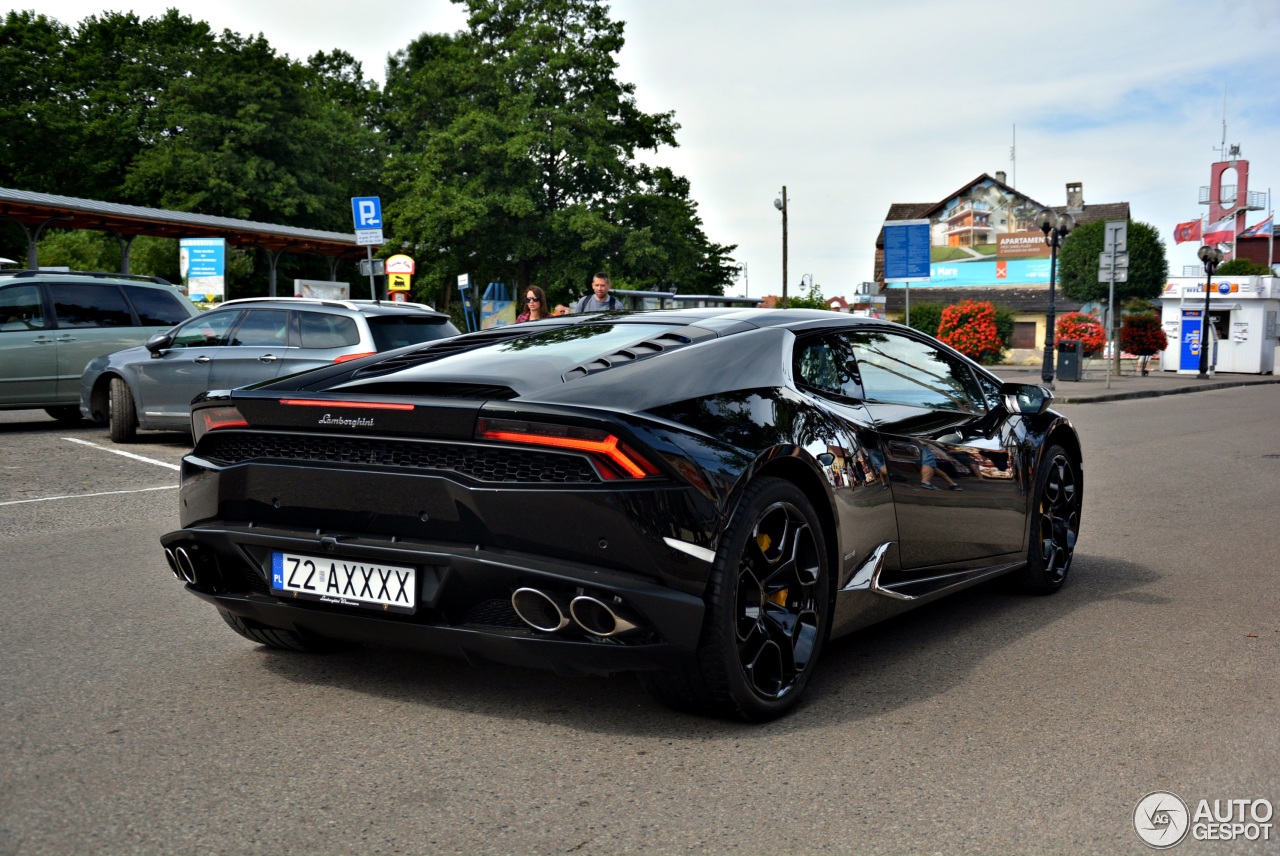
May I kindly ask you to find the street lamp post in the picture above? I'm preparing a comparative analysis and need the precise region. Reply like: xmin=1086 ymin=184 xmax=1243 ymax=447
xmin=1037 ymin=209 xmax=1075 ymax=386
xmin=1196 ymin=244 xmax=1224 ymax=378
xmin=774 ymin=187 xmax=788 ymax=308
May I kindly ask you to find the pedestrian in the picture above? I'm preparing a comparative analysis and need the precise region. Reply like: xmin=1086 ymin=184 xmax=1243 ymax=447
xmin=572 ymin=272 xmax=622 ymax=313
xmin=516 ymin=285 xmax=552 ymax=322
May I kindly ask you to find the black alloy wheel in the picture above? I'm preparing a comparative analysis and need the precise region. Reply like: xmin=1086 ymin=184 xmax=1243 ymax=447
xmin=642 ymin=477 xmax=830 ymax=721
xmin=1016 ymin=444 xmax=1080 ymax=594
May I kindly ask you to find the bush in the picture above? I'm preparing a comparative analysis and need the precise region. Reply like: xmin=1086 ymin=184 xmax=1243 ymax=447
xmin=992 ymin=305 xmax=1015 ymax=352
xmin=938 ymin=299 xmax=1004 ymax=364
xmin=1215 ymin=258 xmax=1273 ymax=277
xmin=1119 ymin=312 xmax=1168 ymax=356
xmin=904 ymin=302 xmax=944 ymax=338
xmin=1055 ymin=312 xmax=1106 ymax=357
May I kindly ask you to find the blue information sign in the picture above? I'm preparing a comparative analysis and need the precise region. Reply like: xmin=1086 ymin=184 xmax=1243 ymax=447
xmin=351 ymin=196 xmax=382 ymax=229
xmin=883 ymin=220 xmax=931 ymax=282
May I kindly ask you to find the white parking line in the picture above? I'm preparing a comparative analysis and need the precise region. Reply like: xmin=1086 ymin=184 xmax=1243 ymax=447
xmin=62 ymin=437 xmax=181 ymax=471
xmin=0 ymin=485 xmax=177 ymax=507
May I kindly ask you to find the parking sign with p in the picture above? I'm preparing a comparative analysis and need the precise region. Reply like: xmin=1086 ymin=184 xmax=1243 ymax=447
xmin=352 ymin=196 xmax=384 ymax=246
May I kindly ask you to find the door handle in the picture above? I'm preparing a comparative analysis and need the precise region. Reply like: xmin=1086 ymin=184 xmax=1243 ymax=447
xmin=32 ymin=337 xmax=56 ymax=345
xmin=258 ymin=354 xmax=280 ymax=362
xmin=55 ymin=335 xmax=78 ymax=342
xmin=887 ymin=442 xmax=919 ymax=459
xmin=194 ymin=355 xmax=212 ymax=363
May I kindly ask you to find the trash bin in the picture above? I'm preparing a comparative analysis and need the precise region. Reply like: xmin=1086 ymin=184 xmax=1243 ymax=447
xmin=1057 ymin=340 xmax=1082 ymax=382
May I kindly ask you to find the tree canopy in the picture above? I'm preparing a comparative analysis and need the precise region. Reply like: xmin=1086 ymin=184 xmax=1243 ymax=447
xmin=1 ymin=2 xmax=737 ymax=304
xmin=1058 ymin=219 xmax=1168 ymax=304
xmin=380 ymin=0 xmax=736 ymax=308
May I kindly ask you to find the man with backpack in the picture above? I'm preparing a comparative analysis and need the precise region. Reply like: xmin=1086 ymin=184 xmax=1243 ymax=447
xmin=572 ymin=272 xmax=622 ymax=313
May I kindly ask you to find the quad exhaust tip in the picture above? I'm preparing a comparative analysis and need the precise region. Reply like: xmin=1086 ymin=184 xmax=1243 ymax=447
xmin=511 ymin=587 xmax=572 ymax=633
xmin=510 ymin=586 xmax=643 ymax=638
xmin=569 ymin=595 xmax=639 ymax=638
xmin=173 ymin=547 xmax=199 ymax=585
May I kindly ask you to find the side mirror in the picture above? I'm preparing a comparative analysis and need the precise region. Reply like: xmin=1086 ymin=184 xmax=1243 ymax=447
xmin=999 ymin=382 xmax=1053 ymax=415
xmin=145 ymin=331 xmax=174 ymax=357
xmin=816 ymin=452 xmax=835 ymax=467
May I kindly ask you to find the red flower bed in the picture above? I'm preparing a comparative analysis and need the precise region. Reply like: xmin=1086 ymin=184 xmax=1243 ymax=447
xmin=1119 ymin=312 xmax=1168 ymax=356
xmin=938 ymin=299 xmax=1003 ymax=364
xmin=1055 ymin=312 xmax=1106 ymax=357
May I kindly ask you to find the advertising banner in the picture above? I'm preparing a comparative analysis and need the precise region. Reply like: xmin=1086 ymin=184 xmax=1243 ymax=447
xmin=886 ymin=178 xmax=1049 ymax=289
xmin=180 ymin=238 xmax=226 ymax=308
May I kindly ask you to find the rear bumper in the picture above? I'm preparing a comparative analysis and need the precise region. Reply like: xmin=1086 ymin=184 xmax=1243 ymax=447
xmin=162 ymin=524 xmax=706 ymax=675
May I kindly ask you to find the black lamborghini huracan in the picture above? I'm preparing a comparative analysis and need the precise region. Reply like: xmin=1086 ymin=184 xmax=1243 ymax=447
xmin=161 ymin=308 xmax=1082 ymax=721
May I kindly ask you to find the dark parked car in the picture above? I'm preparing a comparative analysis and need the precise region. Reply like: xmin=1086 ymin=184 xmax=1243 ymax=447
xmin=0 ymin=269 xmax=197 ymax=421
xmin=161 ymin=308 xmax=1083 ymax=720
xmin=81 ymin=297 xmax=460 ymax=441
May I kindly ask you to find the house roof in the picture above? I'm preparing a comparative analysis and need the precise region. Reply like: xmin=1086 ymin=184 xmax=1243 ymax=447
xmin=879 ymin=286 xmax=1085 ymax=315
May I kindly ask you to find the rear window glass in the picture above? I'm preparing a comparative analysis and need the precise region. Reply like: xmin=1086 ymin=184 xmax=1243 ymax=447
xmin=368 ymin=316 xmax=460 ymax=351
xmin=298 ymin=311 xmax=360 ymax=348
xmin=229 ymin=309 xmax=290 ymax=346
xmin=124 ymin=285 xmax=192 ymax=326
xmin=0 ymin=284 xmax=46 ymax=331
xmin=49 ymin=283 xmax=133 ymax=328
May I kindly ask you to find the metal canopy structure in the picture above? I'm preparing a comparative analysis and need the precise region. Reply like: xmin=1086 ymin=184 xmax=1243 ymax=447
xmin=0 ymin=186 xmax=365 ymax=294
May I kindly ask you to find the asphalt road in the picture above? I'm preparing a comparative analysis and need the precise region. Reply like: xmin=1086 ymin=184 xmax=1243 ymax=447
xmin=1 ymin=390 xmax=1277 ymax=855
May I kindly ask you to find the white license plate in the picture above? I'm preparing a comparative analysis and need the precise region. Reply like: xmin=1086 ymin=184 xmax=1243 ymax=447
xmin=271 ymin=552 xmax=417 ymax=614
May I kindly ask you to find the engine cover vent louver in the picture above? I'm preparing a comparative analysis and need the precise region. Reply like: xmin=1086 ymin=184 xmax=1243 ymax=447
xmin=563 ymin=331 xmax=694 ymax=381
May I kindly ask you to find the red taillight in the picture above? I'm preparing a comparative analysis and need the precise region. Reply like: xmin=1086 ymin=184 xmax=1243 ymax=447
xmin=192 ymin=405 xmax=248 ymax=443
xmin=476 ymin=418 xmax=660 ymax=480
xmin=280 ymin=399 xmax=414 ymax=411
xmin=333 ymin=351 xmax=376 ymax=364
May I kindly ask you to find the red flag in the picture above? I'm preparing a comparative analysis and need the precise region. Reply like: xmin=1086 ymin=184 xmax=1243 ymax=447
xmin=1204 ymin=215 xmax=1235 ymax=245
xmin=1172 ymin=219 xmax=1201 ymax=244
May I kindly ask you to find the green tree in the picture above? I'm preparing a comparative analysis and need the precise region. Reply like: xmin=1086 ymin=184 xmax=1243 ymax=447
xmin=1215 ymin=258 xmax=1272 ymax=276
xmin=1058 ymin=219 xmax=1168 ymax=304
xmin=381 ymin=0 xmax=735 ymax=309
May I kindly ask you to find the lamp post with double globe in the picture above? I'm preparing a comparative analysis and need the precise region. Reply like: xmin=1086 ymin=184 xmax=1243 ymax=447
xmin=1196 ymin=244 xmax=1224 ymax=378
xmin=1037 ymin=209 xmax=1075 ymax=386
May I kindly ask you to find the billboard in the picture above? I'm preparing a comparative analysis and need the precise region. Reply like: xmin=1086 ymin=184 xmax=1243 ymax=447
xmin=180 ymin=238 xmax=226 ymax=308
xmin=886 ymin=178 xmax=1051 ymax=288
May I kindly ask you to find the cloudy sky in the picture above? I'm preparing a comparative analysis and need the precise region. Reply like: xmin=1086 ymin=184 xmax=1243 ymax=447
xmin=13 ymin=0 xmax=1280 ymax=297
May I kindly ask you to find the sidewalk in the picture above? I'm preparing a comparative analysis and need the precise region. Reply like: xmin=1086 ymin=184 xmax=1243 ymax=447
xmin=993 ymin=362 xmax=1280 ymax=404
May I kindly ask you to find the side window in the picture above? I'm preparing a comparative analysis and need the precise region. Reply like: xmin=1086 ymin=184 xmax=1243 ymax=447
xmin=795 ymin=335 xmax=863 ymax=400
xmin=298 ymin=311 xmax=360 ymax=348
xmin=0 ymin=284 xmax=47 ymax=331
xmin=972 ymin=369 xmax=1003 ymax=412
xmin=123 ymin=285 xmax=192 ymax=326
xmin=48 ymin=283 xmax=133 ymax=328
xmin=847 ymin=330 xmax=985 ymax=413
xmin=229 ymin=309 xmax=290 ymax=346
xmin=170 ymin=310 xmax=240 ymax=348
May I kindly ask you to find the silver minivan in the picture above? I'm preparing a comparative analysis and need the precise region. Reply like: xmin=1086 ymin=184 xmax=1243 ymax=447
xmin=0 ymin=270 xmax=198 ymax=421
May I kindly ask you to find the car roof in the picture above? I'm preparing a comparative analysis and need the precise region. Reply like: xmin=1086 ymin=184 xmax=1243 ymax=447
xmin=0 ymin=269 xmax=177 ymax=287
xmin=217 ymin=297 xmax=451 ymax=317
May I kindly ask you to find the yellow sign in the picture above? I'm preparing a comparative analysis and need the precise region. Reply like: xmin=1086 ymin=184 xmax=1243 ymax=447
xmin=385 ymin=254 xmax=416 ymax=275
xmin=388 ymin=273 xmax=412 ymax=292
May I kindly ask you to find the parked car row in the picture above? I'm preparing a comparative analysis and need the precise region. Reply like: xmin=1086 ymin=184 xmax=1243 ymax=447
xmin=0 ymin=269 xmax=460 ymax=440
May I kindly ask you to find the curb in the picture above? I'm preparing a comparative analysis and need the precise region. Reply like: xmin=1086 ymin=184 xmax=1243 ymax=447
xmin=1053 ymin=377 xmax=1280 ymax=405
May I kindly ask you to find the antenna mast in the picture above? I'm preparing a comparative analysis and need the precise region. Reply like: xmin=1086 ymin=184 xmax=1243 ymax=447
xmin=1010 ymin=124 xmax=1016 ymax=187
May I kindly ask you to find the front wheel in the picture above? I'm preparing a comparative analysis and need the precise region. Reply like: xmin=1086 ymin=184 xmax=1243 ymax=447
xmin=643 ymin=477 xmax=830 ymax=721
xmin=108 ymin=377 xmax=138 ymax=443
xmin=1014 ymin=444 xmax=1081 ymax=594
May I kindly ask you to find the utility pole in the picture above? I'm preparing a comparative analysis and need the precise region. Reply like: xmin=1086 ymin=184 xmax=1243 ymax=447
xmin=774 ymin=187 xmax=788 ymax=308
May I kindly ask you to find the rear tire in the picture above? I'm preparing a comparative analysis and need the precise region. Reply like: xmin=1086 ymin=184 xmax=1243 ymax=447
xmin=1013 ymin=444 xmax=1081 ymax=594
xmin=44 ymin=406 xmax=83 ymax=423
xmin=643 ymin=476 xmax=830 ymax=721
xmin=108 ymin=377 xmax=138 ymax=443
xmin=218 ymin=609 xmax=353 ymax=653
